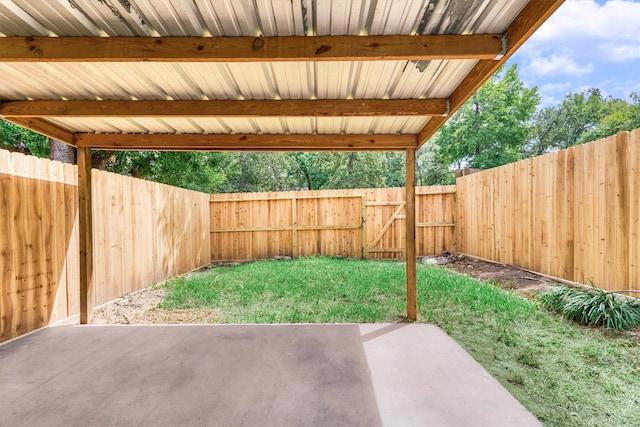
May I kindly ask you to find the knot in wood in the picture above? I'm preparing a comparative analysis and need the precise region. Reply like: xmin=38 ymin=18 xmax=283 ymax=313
xmin=252 ymin=37 xmax=264 ymax=51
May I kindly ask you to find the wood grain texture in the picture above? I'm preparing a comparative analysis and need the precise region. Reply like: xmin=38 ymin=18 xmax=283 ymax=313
xmin=455 ymin=128 xmax=639 ymax=294
xmin=0 ymin=34 xmax=502 ymax=62
xmin=1 ymin=99 xmax=448 ymax=118
xmin=75 ymin=133 xmax=417 ymax=151
xmin=405 ymin=148 xmax=417 ymax=321
xmin=77 ymin=147 xmax=93 ymax=324
xmin=0 ymin=148 xmax=211 ymax=342
xmin=210 ymin=185 xmax=456 ymax=262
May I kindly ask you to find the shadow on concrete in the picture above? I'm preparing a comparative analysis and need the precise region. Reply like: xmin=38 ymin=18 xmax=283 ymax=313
xmin=0 ymin=324 xmax=540 ymax=426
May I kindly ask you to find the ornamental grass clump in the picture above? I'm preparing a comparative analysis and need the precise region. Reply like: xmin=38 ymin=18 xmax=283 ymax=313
xmin=539 ymin=283 xmax=640 ymax=331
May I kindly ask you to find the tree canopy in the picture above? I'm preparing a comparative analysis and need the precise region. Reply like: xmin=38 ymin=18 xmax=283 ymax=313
xmin=433 ymin=64 xmax=539 ymax=169
xmin=524 ymin=89 xmax=640 ymax=157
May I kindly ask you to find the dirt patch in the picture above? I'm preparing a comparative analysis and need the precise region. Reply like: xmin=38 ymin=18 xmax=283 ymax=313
xmin=441 ymin=256 xmax=554 ymax=300
xmin=442 ymin=256 xmax=640 ymax=340
xmin=91 ymin=284 xmax=222 ymax=325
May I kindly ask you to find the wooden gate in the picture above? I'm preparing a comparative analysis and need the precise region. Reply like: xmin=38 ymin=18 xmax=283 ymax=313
xmin=364 ymin=199 xmax=407 ymax=258
xmin=361 ymin=186 xmax=457 ymax=260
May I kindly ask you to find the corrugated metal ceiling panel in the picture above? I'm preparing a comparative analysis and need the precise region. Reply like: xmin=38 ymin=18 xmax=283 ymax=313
xmin=47 ymin=116 xmax=430 ymax=135
xmin=0 ymin=0 xmax=530 ymax=138
xmin=0 ymin=60 xmax=475 ymax=101
xmin=1 ymin=0 xmax=526 ymax=37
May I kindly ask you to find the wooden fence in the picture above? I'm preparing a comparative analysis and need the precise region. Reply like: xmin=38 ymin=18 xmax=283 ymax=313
xmin=457 ymin=128 xmax=640 ymax=293
xmin=210 ymin=186 xmax=456 ymax=261
xmin=0 ymin=150 xmax=210 ymax=343
xmin=4 ymin=128 xmax=638 ymax=343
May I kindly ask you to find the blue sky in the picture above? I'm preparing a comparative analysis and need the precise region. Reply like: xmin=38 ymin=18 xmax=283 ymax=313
xmin=506 ymin=0 xmax=640 ymax=108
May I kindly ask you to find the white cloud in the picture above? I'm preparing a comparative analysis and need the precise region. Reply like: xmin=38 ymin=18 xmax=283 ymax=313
xmin=605 ymin=43 xmax=640 ymax=61
xmin=526 ymin=52 xmax=593 ymax=76
xmin=524 ymin=0 xmax=640 ymax=63
xmin=535 ymin=83 xmax=575 ymax=107
xmin=508 ymin=1 xmax=640 ymax=108
xmin=539 ymin=82 xmax=573 ymax=93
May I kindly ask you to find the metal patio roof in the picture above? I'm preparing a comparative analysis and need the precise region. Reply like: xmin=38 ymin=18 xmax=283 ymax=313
xmin=0 ymin=0 xmax=564 ymax=151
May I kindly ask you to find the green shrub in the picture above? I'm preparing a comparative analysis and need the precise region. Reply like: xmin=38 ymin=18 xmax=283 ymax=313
xmin=539 ymin=284 xmax=640 ymax=330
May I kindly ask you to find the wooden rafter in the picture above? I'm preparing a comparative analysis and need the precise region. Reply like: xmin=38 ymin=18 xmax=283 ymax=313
xmin=1 ymin=99 xmax=448 ymax=118
xmin=3 ymin=117 xmax=75 ymax=145
xmin=75 ymin=133 xmax=417 ymax=151
xmin=0 ymin=34 xmax=503 ymax=62
xmin=417 ymin=0 xmax=565 ymax=146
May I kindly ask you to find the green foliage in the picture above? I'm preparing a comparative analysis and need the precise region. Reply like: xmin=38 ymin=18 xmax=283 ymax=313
xmin=382 ymin=152 xmax=406 ymax=187
xmin=540 ymin=284 xmax=640 ymax=331
xmin=416 ymin=141 xmax=455 ymax=185
xmin=318 ymin=152 xmax=388 ymax=189
xmin=580 ymin=93 xmax=640 ymax=143
xmin=434 ymin=64 xmax=539 ymax=169
xmin=100 ymin=150 xmax=226 ymax=193
xmin=0 ymin=119 xmax=50 ymax=158
xmin=526 ymin=90 xmax=640 ymax=157
xmin=217 ymin=152 xmax=296 ymax=193
xmin=290 ymin=152 xmax=327 ymax=190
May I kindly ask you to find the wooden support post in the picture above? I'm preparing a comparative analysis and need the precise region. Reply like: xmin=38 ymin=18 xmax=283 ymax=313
xmin=78 ymin=146 xmax=93 ymax=324
xmin=405 ymin=148 xmax=417 ymax=321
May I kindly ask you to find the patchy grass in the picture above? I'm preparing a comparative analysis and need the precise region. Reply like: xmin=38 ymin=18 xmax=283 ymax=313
xmin=162 ymin=257 xmax=640 ymax=427
xmin=162 ymin=257 xmax=407 ymax=322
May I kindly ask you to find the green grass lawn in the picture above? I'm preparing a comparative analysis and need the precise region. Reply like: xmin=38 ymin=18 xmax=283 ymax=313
xmin=161 ymin=257 xmax=640 ymax=427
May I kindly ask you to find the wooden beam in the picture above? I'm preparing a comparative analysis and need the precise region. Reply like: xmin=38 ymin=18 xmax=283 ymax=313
xmin=78 ymin=146 xmax=93 ymax=325
xmin=405 ymin=147 xmax=417 ymax=321
xmin=2 ymin=117 xmax=76 ymax=145
xmin=210 ymin=194 xmax=360 ymax=202
xmin=75 ymin=133 xmax=417 ymax=152
xmin=0 ymin=99 xmax=448 ymax=118
xmin=210 ymin=224 xmax=359 ymax=233
xmin=0 ymin=34 xmax=503 ymax=62
xmin=417 ymin=0 xmax=565 ymax=146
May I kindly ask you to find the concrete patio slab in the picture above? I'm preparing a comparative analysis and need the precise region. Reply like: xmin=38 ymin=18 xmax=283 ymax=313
xmin=0 ymin=324 xmax=540 ymax=427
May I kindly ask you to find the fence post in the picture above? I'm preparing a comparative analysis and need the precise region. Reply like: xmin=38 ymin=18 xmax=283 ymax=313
xmin=361 ymin=195 xmax=366 ymax=259
xmin=291 ymin=195 xmax=298 ymax=258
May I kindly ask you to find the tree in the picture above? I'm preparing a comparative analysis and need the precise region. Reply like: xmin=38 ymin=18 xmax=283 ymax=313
xmin=286 ymin=152 xmax=398 ymax=190
xmin=217 ymin=152 xmax=297 ymax=193
xmin=94 ymin=150 xmax=226 ymax=193
xmin=382 ymin=152 xmax=405 ymax=188
xmin=433 ymin=64 xmax=539 ymax=169
xmin=290 ymin=152 xmax=329 ymax=190
xmin=525 ymin=88 xmax=608 ymax=156
xmin=315 ymin=152 xmax=388 ymax=189
xmin=525 ymin=90 xmax=640 ymax=157
xmin=49 ymin=139 xmax=75 ymax=164
xmin=416 ymin=141 xmax=454 ymax=186
xmin=580 ymin=93 xmax=640 ymax=143
xmin=0 ymin=120 xmax=49 ymax=157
